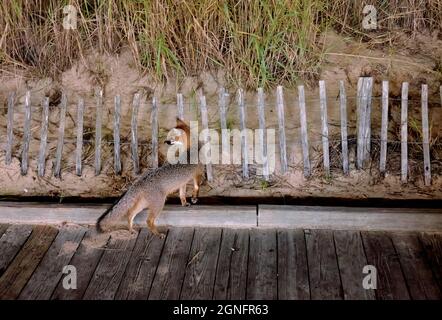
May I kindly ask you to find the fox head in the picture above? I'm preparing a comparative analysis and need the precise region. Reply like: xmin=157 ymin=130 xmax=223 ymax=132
xmin=165 ymin=118 xmax=190 ymax=149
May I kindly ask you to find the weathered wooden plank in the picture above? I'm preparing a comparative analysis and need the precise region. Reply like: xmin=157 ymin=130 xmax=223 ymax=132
xmin=237 ymin=89 xmax=249 ymax=178
xmin=297 ymin=85 xmax=311 ymax=177
xmin=421 ymin=85 xmax=431 ymax=186
xmin=306 ymin=229 xmax=342 ymax=300
xmin=200 ymin=95 xmax=213 ymax=181
xmin=379 ymin=81 xmax=389 ymax=174
xmin=361 ymin=231 xmax=410 ymax=299
xmin=180 ymin=228 xmax=222 ymax=299
xmin=94 ymin=89 xmax=103 ymax=175
xmin=0 ymin=224 xmax=9 ymax=238
xmin=401 ymin=82 xmax=409 ymax=183
xmin=247 ymin=229 xmax=277 ymax=300
xmin=357 ymin=78 xmax=371 ymax=169
xmin=339 ymin=81 xmax=349 ymax=175
xmin=151 ymin=97 xmax=159 ymax=169
xmin=257 ymin=88 xmax=269 ymax=180
xmin=37 ymin=97 xmax=49 ymax=176
xmin=0 ymin=225 xmax=58 ymax=299
xmin=334 ymin=230 xmax=375 ymax=300
xmin=356 ymin=77 xmax=364 ymax=169
xmin=54 ymin=92 xmax=67 ymax=178
xmin=219 ymin=88 xmax=230 ymax=165
xmin=75 ymin=98 xmax=84 ymax=176
xmin=115 ymin=228 xmax=166 ymax=300
xmin=113 ymin=95 xmax=122 ymax=174
xmin=391 ymin=232 xmax=441 ymax=300
xmin=148 ymin=228 xmax=194 ymax=300
xmin=213 ymin=229 xmax=249 ymax=300
xmin=51 ymin=228 xmax=110 ymax=300
xmin=21 ymin=90 xmax=31 ymax=175
xmin=177 ymin=93 xmax=184 ymax=120
xmin=130 ymin=93 xmax=140 ymax=174
xmin=319 ymin=80 xmax=330 ymax=176
xmin=5 ymin=92 xmax=15 ymax=165
xmin=258 ymin=205 xmax=442 ymax=232
xmin=0 ymin=225 xmax=33 ymax=276
xmin=83 ymin=231 xmax=138 ymax=300
xmin=276 ymin=86 xmax=288 ymax=174
xmin=19 ymin=225 xmax=87 ymax=300
xmin=277 ymin=229 xmax=310 ymax=300
xmin=419 ymin=232 xmax=442 ymax=291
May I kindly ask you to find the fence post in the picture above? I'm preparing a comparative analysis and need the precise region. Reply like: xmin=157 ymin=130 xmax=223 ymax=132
xmin=130 ymin=93 xmax=140 ymax=174
xmin=151 ymin=97 xmax=159 ymax=169
xmin=113 ymin=95 xmax=121 ymax=175
xmin=5 ymin=92 xmax=15 ymax=165
xmin=54 ymin=92 xmax=67 ymax=178
xmin=421 ymin=84 xmax=431 ymax=186
xmin=297 ymin=85 xmax=311 ymax=178
xmin=37 ymin=97 xmax=49 ymax=177
xmin=237 ymin=89 xmax=249 ymax=178
xmin=219 ymin=88 xmax=230 ymax=165
xmin=364 ymin=77 xmax=373 ymax=158
xmin=319 ymin=81 xmax=330 ymax=176
xmin=276 ymin=86 xmax=288 ymax=174
xmin=75 ymin=98 xmax=84 ymax=176
xmin=21 ymin=91 xmax=31 ymax=175
xmin=339 ymin=81 xmax=349 ymax=175
xmin=257 ymin=88 xmax=269 ymax=180
xmin=401 ymin=82 xmax=409 ymax=183
xmin=357 ymin=78 xmax=370 ymax=169
xmin=379 ymin=81 xmax=389 ymax=175
xmin=200 ymin=95 xmax=213 ymax=182
xmin=177 ymin=93 xmax=184 ymax=120
xmin=94 ymin=89 xmax=103 ymax=175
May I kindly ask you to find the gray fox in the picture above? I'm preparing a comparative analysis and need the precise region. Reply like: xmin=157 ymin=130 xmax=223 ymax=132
xmin=96 ymin=118 xmax=203 ymax=238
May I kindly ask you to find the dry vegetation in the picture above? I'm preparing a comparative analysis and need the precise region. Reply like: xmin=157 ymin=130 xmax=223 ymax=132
xmin=0 ymin=0 xmax=441 ymax=88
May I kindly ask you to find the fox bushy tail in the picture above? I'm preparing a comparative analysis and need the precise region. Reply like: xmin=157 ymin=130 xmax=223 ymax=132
xmin=96 ymin=191 xmax=133 ymax=232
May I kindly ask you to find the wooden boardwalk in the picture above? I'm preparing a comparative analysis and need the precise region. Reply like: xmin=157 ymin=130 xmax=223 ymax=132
xmin=0 ymin=224 xmax=441 ymax=300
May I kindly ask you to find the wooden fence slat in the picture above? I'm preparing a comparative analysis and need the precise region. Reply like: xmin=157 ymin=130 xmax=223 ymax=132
xmin=21 ymin=90 xmax=31 ymax=175
xmin=200 ymin=95 xmax=213 ymax=182
xmin=5 ymin=92 xmax=15 ymax=165
xmin=130 ymin=93 xmax=140 ymax=174
xmin=37 ymin=97 xmax=49 ymax=177
xmin=356 ymin=77 xmax=365 ymax=169
xmin=151 ymin=97 xmax=159 ymax=169
xmin=339 ymin=81 xmax=349 ymax=175
xmin=94 ymin=90 xmax=103 ymax=175
xmin=297 ymin=85 xmax=311 ymax=177
xmin=54 ymin=92 xmax=67 ymax=178
xmin=380 ymin=81 xmax=389 ymax=174
xmin=319 ymin=80 xmax=330 ymax=176
xmin=237 ymin=89 xmax=249 ymax=178
xmin=364 ymin=77 xmax=373 ymax=158
xmin=113 ymin=95 xmax=122 ymax=175
xmin=421 ymin=84 xmax=431 ymax=186
xmin=219 ymin=88 xmax=230 ymax=165
xmin=401 ymin=82 xmax=409 ymax=183
xmin=75 ymin=99 xmax=84 ymax=176
xmin=177 ymin=93 xmax=184 ymax=120
xmin=276 ymin=86 xmax=288 ymax=174
xmin=257 ymin=88 xmax=269 ymax=180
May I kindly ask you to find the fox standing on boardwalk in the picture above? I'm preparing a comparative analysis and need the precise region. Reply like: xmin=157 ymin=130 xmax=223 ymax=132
xmin=96 ymin=118 xmax=203 ymax=238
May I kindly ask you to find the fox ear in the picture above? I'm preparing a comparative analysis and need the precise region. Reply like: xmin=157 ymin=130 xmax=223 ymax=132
xmin=176 ymin=117 xmax=188 ymax=128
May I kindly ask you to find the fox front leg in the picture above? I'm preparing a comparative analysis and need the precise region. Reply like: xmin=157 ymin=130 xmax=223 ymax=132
xmin=191 ymin=174 xmax=201 ymax=204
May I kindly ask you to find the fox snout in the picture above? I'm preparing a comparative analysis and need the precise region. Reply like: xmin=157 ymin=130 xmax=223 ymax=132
xmin=165 ymin=140 xmax=172 ymax=145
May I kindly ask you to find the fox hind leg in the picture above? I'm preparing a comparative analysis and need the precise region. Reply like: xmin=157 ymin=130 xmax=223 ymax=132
xmin=127 ymin=197 xmax=148 ymax=234
xmin=147 ymin=196 xmax=166 ymax=238
xmin=191 ymin=173 xmax=201 ymax=204
xmin=179 ymin=185 xmax=190 ymax=207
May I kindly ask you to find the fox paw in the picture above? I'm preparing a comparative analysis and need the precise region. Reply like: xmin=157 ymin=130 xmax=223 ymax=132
xmin=191 ymin=197 xmax=198 ymax=204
